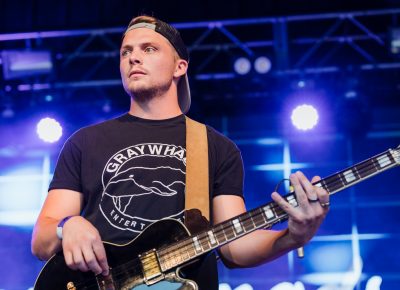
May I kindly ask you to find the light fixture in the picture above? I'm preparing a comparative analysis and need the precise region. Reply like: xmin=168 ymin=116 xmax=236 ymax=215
xmin=36 ymin=117 xmax=63 ymax=143
xmin=233 ymin=57 xmax=251 ymax=75
xmin=254 ymin=56 xmax=271 ymax=74
xmin=1 ymin=50 xmax=53 ymax=80
xmin=291 ymin=104 xmax=319 ymax=131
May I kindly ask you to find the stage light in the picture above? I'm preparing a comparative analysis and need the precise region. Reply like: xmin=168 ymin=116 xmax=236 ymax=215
xmin=36 ymin=117 xmax=62 ymax=143
xmin=297 ymin=80 xmax=306 ymax=88
xmin=1 ymin=106 xmax=14 ymax=118
xmin=102 ymin=101 xmax=112 ymax=113
xmin=1 ymin=50 xmax=53 ymax=80
xmin=344 ymin=90 xmax=357 ymax=99
xmin=389 ymin=27 xmax=400 ymax=54
xmin=44 ymin=95 xmax=53 ymax=102
xmin=366 ymin=276 xmax=383 ymax=290
xmin=234 ymin=57 xmax=251 ymax=75
xmin=254 ymin=56 xmax=271 ymax=74
xmin=291 ymin=104 xmax=319 ymax=131
xmin=0 ymin=165 xmax=45 ymax=226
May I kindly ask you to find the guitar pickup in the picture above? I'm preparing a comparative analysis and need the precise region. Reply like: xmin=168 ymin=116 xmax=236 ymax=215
xmin=139 ymin=249 xmax=164 ymax=285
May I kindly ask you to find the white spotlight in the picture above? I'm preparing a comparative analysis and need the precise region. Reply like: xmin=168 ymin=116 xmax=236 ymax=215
xmin=36 ymin=117 xmax=63 ymax=143
xmin=291 ymin=104 xmax=319 ymax=131
xmin=234 ymin=57 xmax=251 ymax=75
xmin=254 ymin=56 xmax=271 ymax=74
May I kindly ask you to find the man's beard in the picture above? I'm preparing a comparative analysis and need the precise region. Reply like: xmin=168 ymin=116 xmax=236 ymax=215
xmin=127 ymin=80 xmax=172 ymax=104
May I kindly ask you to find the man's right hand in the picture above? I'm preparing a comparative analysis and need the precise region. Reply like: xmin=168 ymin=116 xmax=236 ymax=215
xmin=61 ymin=216 xmax=109 ymax=276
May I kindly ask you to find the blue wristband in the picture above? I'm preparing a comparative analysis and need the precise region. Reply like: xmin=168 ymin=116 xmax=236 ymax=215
xmin=56 ymin=216 xmax=74 ymax=240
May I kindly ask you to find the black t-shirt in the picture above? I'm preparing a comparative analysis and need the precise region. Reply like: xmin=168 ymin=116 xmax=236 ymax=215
xmin=49 ymin=113 xmax=244 ymax=289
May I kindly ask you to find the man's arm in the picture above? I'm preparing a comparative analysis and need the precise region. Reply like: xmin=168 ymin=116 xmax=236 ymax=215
xmin=214 ymin=171 xmax=329 ymax=268
xmin=31 ymin=189 xmax=109 ymax=276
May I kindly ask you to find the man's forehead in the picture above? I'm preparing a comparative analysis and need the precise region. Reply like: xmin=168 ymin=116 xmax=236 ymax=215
xmin=122 ymin=27 xmax=171 ymax=46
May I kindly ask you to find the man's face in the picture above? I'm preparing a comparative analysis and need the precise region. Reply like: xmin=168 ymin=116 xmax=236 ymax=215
xmin=120 ymin=28 xmax=182 ymax=100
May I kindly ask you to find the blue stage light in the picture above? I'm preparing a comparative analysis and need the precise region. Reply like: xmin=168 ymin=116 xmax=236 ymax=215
xmin=36 ymin=117 xmax=62 ymax=143
xmin=254 ymin=56 xmax=271 ymax=74
xmin=1 ymin=50 xmax=52 ymax=80
xmin=234 ymin=57 xmax=251 ymax=75
xmin=291 ymin=104 xmax=319 ymax=131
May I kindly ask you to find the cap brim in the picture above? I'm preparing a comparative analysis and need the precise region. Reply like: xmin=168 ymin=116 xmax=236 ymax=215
xmin=178 ymin=74 xmax=191 ymax=114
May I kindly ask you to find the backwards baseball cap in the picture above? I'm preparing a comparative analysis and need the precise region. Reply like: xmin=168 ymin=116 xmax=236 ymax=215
xmin=123 ymin=18 xmax=191 ymax=113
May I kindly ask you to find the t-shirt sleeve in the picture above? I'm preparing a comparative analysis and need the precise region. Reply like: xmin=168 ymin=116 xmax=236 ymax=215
xmin=48 ymin=131 xmax=84 ymax=193
xmin=208 ymin=127 xmax=244 ymax=198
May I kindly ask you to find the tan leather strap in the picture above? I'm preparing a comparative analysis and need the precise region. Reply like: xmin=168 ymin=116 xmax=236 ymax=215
xmin=185 ymin=116 xmax=210 ymax=221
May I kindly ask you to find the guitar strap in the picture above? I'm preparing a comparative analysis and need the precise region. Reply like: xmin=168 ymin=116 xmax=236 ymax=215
xmin=185 ymin=116 xmax=210 ymax=222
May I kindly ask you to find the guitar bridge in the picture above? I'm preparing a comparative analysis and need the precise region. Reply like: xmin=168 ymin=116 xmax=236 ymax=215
xmin=139 ymin=249 xmax=164 ymax=285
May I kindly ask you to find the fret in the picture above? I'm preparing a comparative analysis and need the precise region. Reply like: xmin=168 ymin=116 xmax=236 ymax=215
xmin=192 ymin=236 xmax=202 ymax=254
xmin=213 ymin=224 xmax=228 ymax=244
xmin=239 ymin=213 xmax=255 ymax=232
xmin=232 ymin=218 xmax=243 ymax=234
xmin=286 ymin=194 xmax=298 ymax=207
xmin=186 ymin=241 xmax=197 ymax=258
xmin=355 ymin=161 xmax=375 ymax=178
xmin=371 ymin=157 xmax=380 ymax=171
xmin=252 ymin=208 xmax=267 ymax=227
xmin=197 ymin=232 xmax=212 ymax=251
xmin=262 ymin=205 xmax=276 ymax=220
xmin=207 ymin=230 xmax=218 ymax=246
xmin=178 ymin=239 xmax=196 ymax=260
xmin=337 ymin=172 xmax=346 ymax=186
xmin=180 ymin=245 xmax=191 ymax=261
xmin=224 ymin=222 xmax=236 ymax=240
xmin=342 ymin=169 xmax=358 ymax=184
xmin=323 ymin=174 xmax=343 ymax=193
xmin=160 ymin=251 xmax=174 ymax=269
xmin=247 ymin=212 xmax=257 ymax=228
xmin=376 ymin=153 xmax=392 ymax=168
xmin=353 ymin=166 xmax=362 ymax=179
xmin=391 ymin=148 xmax=400 ymax=164
xmin=252 ymin=215 xmax=266 ymax=228
xmin=388 ymin=150 xmax=397 ymax=164
xmin=159 ymin=250 xmax=171 ymax=269
xmin=170 ymin=249 xmax=183 ymax=267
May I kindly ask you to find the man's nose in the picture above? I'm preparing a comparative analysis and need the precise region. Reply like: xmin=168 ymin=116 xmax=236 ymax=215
xmin=129 ymin=52 xmax=142 ymax=64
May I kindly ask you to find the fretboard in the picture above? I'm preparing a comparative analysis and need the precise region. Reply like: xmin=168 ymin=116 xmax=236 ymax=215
xmin=157 ymin=146 xmax=400 ymax=271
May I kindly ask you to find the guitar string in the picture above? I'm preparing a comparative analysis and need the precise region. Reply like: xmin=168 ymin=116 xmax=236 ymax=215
xmin=151 ymin=154 xmax=391 ymax=270
xmin=92 ymin=151 xmax=398 ymax=286
xmin=100 ymin=149 xmax=400 ymax=283
xmin=132 ymin=158 xmax=382 ymax=276
xmin=315 ymin=154 xmax=392 ymax=195
xmin=74 ymin=153 xmax=393 ymax=288
xmin=119 ymin=153 xmax=393 ymax=277
xmin=70 ymin=152 xmax=394 ymax=288
xmin=127 ymin=154 xmax=391 ymax=274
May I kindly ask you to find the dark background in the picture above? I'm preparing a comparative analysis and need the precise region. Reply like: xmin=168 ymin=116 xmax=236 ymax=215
xmin=1 ymin=1 xmax=400 ymax=289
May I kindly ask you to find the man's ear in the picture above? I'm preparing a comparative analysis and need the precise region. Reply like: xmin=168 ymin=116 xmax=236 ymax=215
xmin=174 ymin=59 xmax=188 ymax=78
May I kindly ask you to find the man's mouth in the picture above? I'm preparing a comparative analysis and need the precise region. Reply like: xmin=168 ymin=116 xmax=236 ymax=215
xmin=129 ymin=70 xmax=146 ymax=77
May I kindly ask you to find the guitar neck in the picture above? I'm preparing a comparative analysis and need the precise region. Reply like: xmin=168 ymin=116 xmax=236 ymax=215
xmin=158 ymin=147 xmax=400 ymax=271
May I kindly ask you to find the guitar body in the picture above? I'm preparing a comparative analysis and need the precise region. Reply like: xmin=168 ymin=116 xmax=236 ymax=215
xmin=34 ymin=219 xmax=200 ymax=290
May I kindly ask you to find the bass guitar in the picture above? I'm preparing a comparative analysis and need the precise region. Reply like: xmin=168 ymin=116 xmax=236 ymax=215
xmin=34 ymin=146 xmax=400 ymax=290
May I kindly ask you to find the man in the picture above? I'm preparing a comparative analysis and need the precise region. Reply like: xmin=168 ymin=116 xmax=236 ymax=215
xmin=31 ymin=15 xmax=329 ymax=289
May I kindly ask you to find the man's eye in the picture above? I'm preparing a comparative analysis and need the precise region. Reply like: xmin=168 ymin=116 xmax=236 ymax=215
xmin=144 ymin=47 xmax=156 ymax=53
xmin=121 ymin=50 xmax=131 ymax=57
